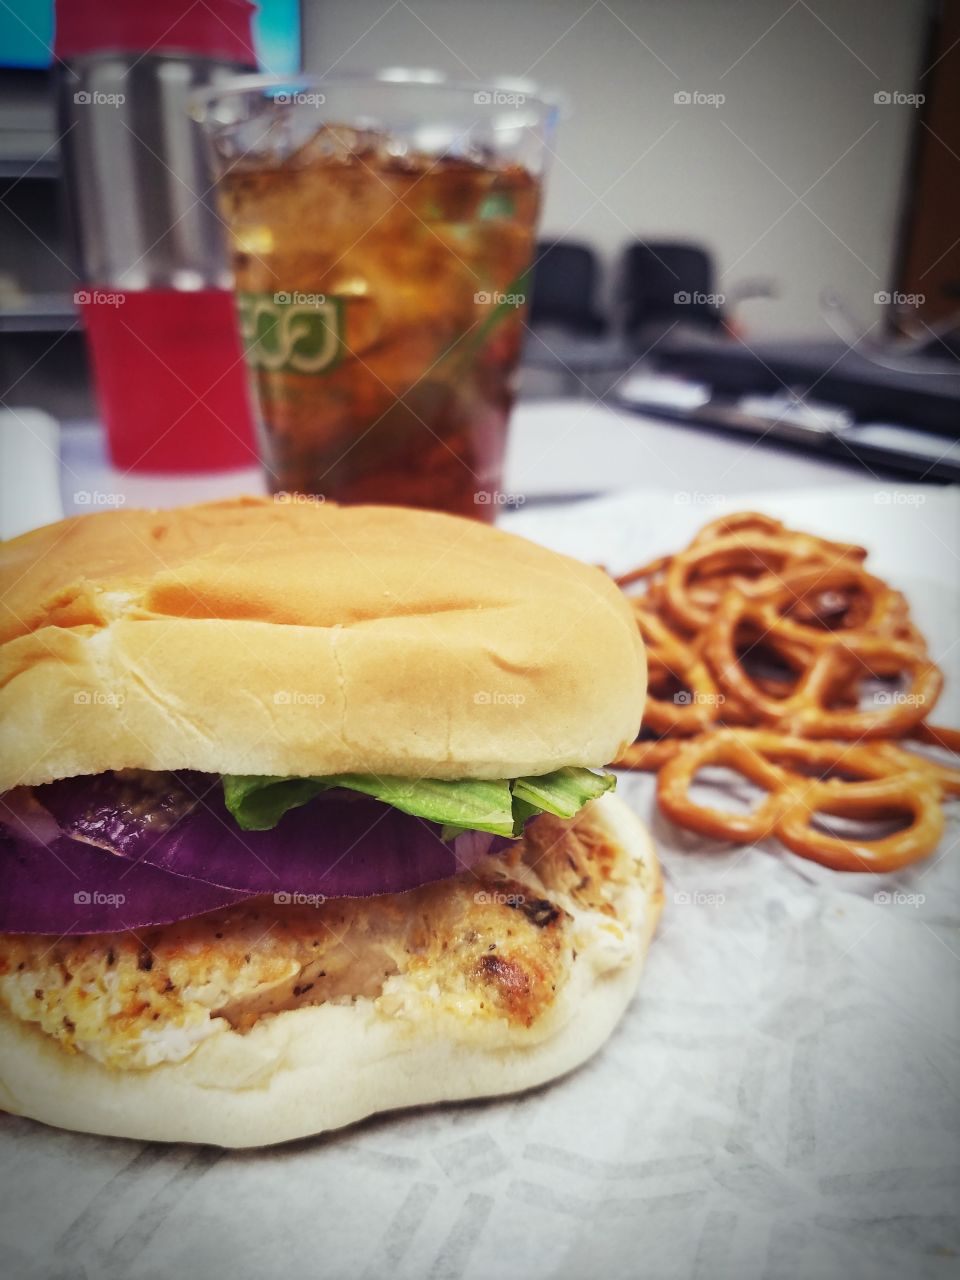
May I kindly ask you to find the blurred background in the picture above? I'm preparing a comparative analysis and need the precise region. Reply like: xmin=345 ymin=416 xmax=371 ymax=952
xmin=0 ymin=0 xmax=957 ymax=481
xmin=308 ymin=0 xmax=942 ymax=338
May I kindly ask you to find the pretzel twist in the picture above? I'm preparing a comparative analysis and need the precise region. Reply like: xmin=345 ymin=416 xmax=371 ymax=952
xmin=703 ymin=587 xmax=942 ymax=738
xmin=630 ymin=599 xmax=724 ymax=737
xmin=660 ymin=532 xmax=866 ymax=635
xmin=612 ymin=512 xmax=958 ymax=871
xmin=657 ymin=729 xmax=949 ymax=872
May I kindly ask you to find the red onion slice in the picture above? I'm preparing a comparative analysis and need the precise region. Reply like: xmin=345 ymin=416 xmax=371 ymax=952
xmin=0 ymin=772 xmax=499 ymax=934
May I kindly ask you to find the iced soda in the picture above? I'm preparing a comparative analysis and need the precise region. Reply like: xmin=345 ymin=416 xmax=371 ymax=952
xmin=217 ymin=126 xmax=541 ymax=518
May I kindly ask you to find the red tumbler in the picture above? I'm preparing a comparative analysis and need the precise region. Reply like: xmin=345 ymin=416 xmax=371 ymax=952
xmin=56 ymin=0 xmax=258 ymax=472
xmin=78 ymin=289 xmax=257 ymax=472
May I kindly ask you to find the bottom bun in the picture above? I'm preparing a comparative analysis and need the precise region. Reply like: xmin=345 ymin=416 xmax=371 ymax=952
xmin=0 ymin=794 xmax=661 ymax=1148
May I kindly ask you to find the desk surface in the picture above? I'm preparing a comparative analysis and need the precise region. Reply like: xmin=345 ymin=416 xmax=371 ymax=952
xmin=0 ymin=397 xmax=933 ymax=539
xmin=38 ymin=398 xmax=881 ymax=524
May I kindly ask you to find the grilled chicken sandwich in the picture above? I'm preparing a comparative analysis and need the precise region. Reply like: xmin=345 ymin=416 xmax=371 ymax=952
xmin=0 ymin=497 xmax=660 ymax=1147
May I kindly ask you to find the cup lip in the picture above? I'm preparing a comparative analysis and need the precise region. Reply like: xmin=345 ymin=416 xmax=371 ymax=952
xmin=188 ymin=67 xmax=562 ymax=123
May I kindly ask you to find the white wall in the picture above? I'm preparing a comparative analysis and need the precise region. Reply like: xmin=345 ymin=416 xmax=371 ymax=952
xmin=301 ymin=0 xmax=927 ymax=339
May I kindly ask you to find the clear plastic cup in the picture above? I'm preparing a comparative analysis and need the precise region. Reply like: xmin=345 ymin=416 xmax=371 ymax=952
xmin=192 ymin=71 xmax=557 ymax=518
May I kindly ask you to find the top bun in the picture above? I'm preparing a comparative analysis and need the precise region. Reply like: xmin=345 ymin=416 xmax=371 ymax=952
xmin=0 ymin=498 xmax=645 ymax=790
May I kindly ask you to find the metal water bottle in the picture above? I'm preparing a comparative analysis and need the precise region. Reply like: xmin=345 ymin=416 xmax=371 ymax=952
xmin=54 ymin=0 xmax=259 ymax=471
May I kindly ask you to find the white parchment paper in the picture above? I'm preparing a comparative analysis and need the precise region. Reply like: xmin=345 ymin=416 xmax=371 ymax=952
xmin=1 ymin=486 xmax=958 ymax=1280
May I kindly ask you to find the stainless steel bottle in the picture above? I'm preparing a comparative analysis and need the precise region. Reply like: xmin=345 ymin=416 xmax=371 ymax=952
xmin=53 ymin=0 xmax=259 ymax=471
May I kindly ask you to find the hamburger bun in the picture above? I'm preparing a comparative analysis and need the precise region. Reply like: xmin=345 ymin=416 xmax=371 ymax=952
xmin=0 ymin=498 xmax=646 ymax=791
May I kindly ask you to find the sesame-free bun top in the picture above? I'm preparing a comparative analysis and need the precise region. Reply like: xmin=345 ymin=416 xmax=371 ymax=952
xmin=0 ymin=498 xmax=645 ymax=791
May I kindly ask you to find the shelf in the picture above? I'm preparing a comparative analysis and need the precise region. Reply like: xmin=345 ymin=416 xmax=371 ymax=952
xmin=0 ymin=297 xmax=78 ymax=333
xmin=0 ymin=156 xmax=60 ymax=180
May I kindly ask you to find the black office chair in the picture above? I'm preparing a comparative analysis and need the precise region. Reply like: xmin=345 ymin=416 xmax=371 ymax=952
xmin=529 ymin=240 xmax=607 ymax=335
xmin=619 ymin=241 xmax=725 ymax=342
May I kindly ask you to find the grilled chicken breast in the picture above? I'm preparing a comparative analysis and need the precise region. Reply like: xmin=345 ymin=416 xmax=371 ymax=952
xmin=0 ymin=802 xmax=653 ymax=1071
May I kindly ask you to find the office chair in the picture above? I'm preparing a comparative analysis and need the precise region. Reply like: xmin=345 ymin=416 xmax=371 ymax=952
xmin=529 ymin=240 xmax=607 ymax=335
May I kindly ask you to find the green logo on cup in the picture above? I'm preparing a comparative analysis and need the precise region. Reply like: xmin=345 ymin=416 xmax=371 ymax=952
xmin=237 ymin=292 xmax=344 ymax=375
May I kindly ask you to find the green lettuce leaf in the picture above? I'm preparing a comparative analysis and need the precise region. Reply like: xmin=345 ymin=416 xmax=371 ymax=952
xmin=223 ymin=773 xmax=514 ymax=835
xmin=316 ymin=775 xmax=515 ymax=836
xmin=512 ymin=767 xmax=617 ymax=818
xmin=222 ymin=767 xmax=615 ymax=836
xmin=221 ymin=775 xmax=331 ymax=831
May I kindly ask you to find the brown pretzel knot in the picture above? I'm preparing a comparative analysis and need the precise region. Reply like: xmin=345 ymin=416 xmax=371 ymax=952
xmin=630 ymin=599 xmax=724 ymax=737
xmin=703 ymin=582 xmax=943 ymax=738
xmin=611 ymin=512 xmax=958 ymax=869
xmin=614 ymin=736 xmax=685 ymax=771
xmin=871 ymin=740 xmax=960 ymax=800
xmin=615 ymin=514 xmax=791 ymax=595
xmin=741 ymin=562 xmax=913 ymax=651
xmin=659 ymin=532 xmax=867 ymax=636
xmin=910 ymin=723 xmax=960 ymax=756
xmin=616 ymin=555 xmax=671 ymax=593
xmin=690 ymin=511 xmax=787 ymax=543
xmin=657 ymin=729 xmax=952 ymax=872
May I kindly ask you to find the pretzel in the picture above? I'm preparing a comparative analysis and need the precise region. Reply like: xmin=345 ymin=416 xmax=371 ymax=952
xmin=910 ymin=723 xmax=960 ymax=756
xmin=770 ymin=563 xmax=910 ymax=640
xmin=871 ymin=740 xmax=960 ymax=799
xmin=611 ymin=511 xmax=958 ymax=871
xmin=616 ymin=555 xmax=670 ymax=593
xmin=689 ymin=512 xmax=866 ymax=565
xmin=703 ymin=586 xmax=942 ymax=738
xmin=630 ymin=599 xmax=723 ymax=737
xmin=614 ymin=736 xmax=684 ymax=771
xmin=690 ymin=511 xmax=787 ymax=543
xmin=657 ymin=729 xmax=948 ymax=872
xmin=614 ymin=514 xmax=788 ymax=593
xmin=713 ymin=562 xmax=916 ymax=684
xmin=659 ymin=532 xmax=865 ymax=635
